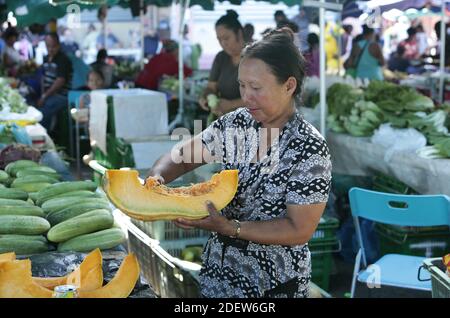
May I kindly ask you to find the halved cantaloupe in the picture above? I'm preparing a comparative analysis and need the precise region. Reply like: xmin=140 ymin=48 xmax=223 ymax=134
xmin=103 ymin=169 xmax=238 ymax=221
xmin=32 ymin=248 xmax=103 ymax=291
xmin=79 ymin=253 xmax=140 ymax=298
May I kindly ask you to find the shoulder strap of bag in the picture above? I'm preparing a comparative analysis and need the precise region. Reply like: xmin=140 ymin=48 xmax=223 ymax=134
xmin=354 ymin=40 xmax=370 ymax=68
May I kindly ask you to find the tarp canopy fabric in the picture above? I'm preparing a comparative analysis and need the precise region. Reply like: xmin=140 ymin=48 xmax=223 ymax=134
xmin=342 ymin=0 xmax=450 ymax=20
xmin=6 ymin=0 xmax=303 ymax=27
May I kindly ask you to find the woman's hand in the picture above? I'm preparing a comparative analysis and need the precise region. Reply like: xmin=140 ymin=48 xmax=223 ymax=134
xmin=198 ymin=96 xmax=210 ymax=111
xmin=174 ymin=201 xmax=234 ymax=236
xmin=144 ymin=174 xmax=165 ymax=186
xmin=212 ymin=99 xmax=233 ymax=116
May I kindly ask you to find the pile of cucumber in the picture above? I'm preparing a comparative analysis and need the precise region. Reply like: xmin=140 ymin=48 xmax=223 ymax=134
xmin=0 ymin=160 xmax=125 ymax=255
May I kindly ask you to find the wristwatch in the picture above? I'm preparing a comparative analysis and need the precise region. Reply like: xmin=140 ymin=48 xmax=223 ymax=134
xmin=229 ymin=219 xmax=241 ymax=239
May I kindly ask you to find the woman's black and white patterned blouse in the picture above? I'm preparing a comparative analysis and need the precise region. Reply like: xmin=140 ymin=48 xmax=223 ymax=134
xmin=200 ymin=107 xmax=332 ymax=298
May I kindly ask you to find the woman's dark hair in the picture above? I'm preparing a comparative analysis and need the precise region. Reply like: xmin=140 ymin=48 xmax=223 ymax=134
xmin=3 ymin=27 xmax=19 ymax=41
xmin=407 ymin=27 xmax=416 ymax=38
xmin=396 ymin=45 xmax=406 ymax=56
xmin=362 ymin=25 xmax=374 ymax=36
xmin=241 ymin=27 xmax=306 ymax=99
xmin=97 ymin=48 xmax=108 ymax=62
xmin=215 ymin=10 xmax=243 ymax=36
xmin=307 ymin=33 xmax=319 ymax=47
xmin=45 ymin=32 xmax=60 ymax=44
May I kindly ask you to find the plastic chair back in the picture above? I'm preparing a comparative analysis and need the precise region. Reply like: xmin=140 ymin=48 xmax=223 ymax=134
xmin=349 ymin=187 xmax=450 ymax=267
xmin=68 ymin=90 xmax=88 ymax=109
xmin=349 ymin=187 xmax=450 ymax=227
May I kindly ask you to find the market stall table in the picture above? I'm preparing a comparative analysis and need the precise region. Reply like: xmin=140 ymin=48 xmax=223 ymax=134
xmin=327 ymin=132 xmax=450 ymax=196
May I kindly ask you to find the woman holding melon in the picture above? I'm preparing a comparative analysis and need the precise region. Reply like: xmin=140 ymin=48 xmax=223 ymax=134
xmin=198 ymin=10 xmax=245 ymax=119
xmin=147 ymin=28 xmax=332 ymax=298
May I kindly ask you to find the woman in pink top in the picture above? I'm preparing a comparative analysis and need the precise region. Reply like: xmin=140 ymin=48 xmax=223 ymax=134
xmin=304 ymin=33 xmax=320 ymax=77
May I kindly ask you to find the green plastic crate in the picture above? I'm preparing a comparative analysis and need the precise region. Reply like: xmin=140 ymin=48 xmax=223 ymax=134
xmin=311 ymin=217 xmax=339 ymax=241
xmin=375 ymin=223 xmax=450 ymax=258
xmin=372 ymin=171 xmax=418 ymax=195
xmin=310 ymin=238 xmax=340 ymax=291
xmin=93 ymin=134 xmax=135 ymax=169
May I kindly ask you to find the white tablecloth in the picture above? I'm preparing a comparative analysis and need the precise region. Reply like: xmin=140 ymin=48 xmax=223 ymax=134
xmin=327 ymin=132 xmax=450 ymax=196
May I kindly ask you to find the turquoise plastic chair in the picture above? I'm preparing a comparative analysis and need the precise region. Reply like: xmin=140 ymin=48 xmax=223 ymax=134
xmin=348 ymin=187 xmax=450 ymax=297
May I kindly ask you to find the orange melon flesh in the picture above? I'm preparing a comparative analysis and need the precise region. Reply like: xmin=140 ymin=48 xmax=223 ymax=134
xmin=0 ymin=252 xmax=16 ymax=263
xmin=32 ymin=248 xmax=103 ymax=291
xmin=0 ymin=260 xmax=53 ymax=298
xmin=103 ymin=169 xmax=238 ymax=221
xmin=79 ymin=253 xmax=140 ymax=298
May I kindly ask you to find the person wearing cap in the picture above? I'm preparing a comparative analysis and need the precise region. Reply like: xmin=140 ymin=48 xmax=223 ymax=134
xmin=135 ymin=39 xmax=193 ymax=91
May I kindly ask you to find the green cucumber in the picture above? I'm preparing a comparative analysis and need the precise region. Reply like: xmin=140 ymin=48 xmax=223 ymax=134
xmin=12 ymin=175 xmax=59 ymax=185
xmin=46 ymin=202 xmax=111 ymax=225
xmin=16 ymin=169 xmax=60 ymax=180
xmin=5 ymin=160 xmax=39 ymax=177
xmin=57 ymin=228 xmax=125 ymax=252
xmin=42 ymin=197 xmax=108 ymax=215
xmin=0 ymin=188 xmax=29 ymax=201
xmin=0 ymin=215 xmax=51 ymax=235
xmin=11 ymin=182 xmax=52 ymax=193
xmin=47 ymin=209 xmax=114 ymax=242
xmin=36 ymin=181 xmax=97 ymax=204
xmin=0 ymin=198 xmax=34 ymax=206
xmin=0 ymin=170 xmax=9 ymax=183
xmin=0 ymin=205 xmax=45 ymax=217
xmin=0 ymin=235 xmax=49 ymax=254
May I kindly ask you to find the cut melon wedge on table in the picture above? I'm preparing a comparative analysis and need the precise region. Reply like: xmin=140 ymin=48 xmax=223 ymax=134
xmin=32 ymin=248 xmax=103 ymax=291
xmin=0 ymin=252 xmax=16 ymax=263
xmin=103 ymin=169 xmax=239 ymax=221
xmin=0 ymin=250 xmax=139 ymax=298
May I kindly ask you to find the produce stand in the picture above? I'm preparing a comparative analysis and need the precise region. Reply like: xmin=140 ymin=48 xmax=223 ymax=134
xmin=327 ymin=131 xmax=450 ymax=196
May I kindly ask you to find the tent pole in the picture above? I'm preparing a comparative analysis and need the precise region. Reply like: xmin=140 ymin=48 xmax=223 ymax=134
xmin=169 ymin=0 xmax=190 ymax=132
xmin=439 ymin=0 xmax=446 ymax=104
xmin=140 ymin=0 xmax=145 ymax=69
xmin=319 ymin=0 xmax=327 ymax=137
xmin=337 ymin=16 xmax=342 ymax=76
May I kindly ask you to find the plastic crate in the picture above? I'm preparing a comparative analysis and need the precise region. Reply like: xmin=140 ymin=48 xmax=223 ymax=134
xmin=372 ymin=171 xmax=418 ymax=195
xmin=422 ymin=258 xmax=450 ymax=298
xmin=132 ymin=219 xmax=210 ymax=242
xmin=93 ymin=134 xmax=135 ymax=169
xmin=311 ymin=217 xmax=339 ymax=241
xmin=375 ymin=223 xmax=450 ymax=258
xmin=125 ymin=217 xmax=202 ymax=298
xmin=309 ymin=238 xmax=341 ymax=291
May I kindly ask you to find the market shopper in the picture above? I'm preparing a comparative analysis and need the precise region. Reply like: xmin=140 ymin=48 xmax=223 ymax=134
xmin=90 ymin=49 xmax=114 ymax=88
xmin=304 ymin=33 xmax=320 ymax=77
xmin=198 ymin=10 xmax=245 ymax=117
xmin=147 ymin=28 xmax=332 ymax=298
xmin=348 ymin=25 xmax=384 ymax=80
xmin=135 ymin=39 xmax=193 ymax=91
xmin=2 ymin=27 xmax=24 ymax=76
xmin=38 ymin=33 xmax=73 ymax=132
